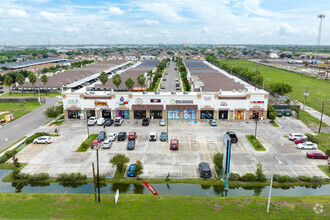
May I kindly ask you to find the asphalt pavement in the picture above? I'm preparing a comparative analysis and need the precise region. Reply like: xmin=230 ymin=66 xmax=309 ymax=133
xmin=0 ymin=97 xmax=58 ymax=151
xmin=163 ymin=62 xmax=179 ymax=92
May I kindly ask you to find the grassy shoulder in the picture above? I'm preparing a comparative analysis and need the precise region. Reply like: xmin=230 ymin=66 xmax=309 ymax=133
xmin=0 ymin=101 xmax=43 ymax=120
xmin=317 ymin=165 xmax=330 ymax=178
xmin=76 ymin=134 xmax=98 ymax=152
xmin=270 ymin=121 xmax=279 ymax=127
xmin=49 ymin=120 xmax=64 ymax=126
xmin=300 ymin=111 xmax=328 ymax=127
xmin=1 ymin=92 xmax=61 ymax=97
xmin=0 ymin=136 xmax=26 ymax=154
xmin=306 ymin=132 xmax=330 ymax=154
xmin=246 ymin=135 xmax=266 ymax=151
xmin=114 ymin=165 xmax=127 ymax=179
xmin=0 ymin=193 xmax=328 ymax=219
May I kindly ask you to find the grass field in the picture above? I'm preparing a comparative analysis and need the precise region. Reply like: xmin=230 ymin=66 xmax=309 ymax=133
xmin=299 ymin=111 xmax=328 ymax=127
xmin=1 ymin=92 xmax=61 ymax=97
xmin=76 ymin=134 xmax=98 ymax=152
xmin=270 ymin=121 xmax=279 ymax=127
xmin=318 ymin=165 xmax=330 ymax=178
xmin=0 ymin=102 xmax=42 ymax=120
xmin=246 ymin=135 xmax=266 ymax=151
xmin=0 ymin=193 xmax=328 ymax=219
xmin=219 ymin=59 xmax=330 ymax=116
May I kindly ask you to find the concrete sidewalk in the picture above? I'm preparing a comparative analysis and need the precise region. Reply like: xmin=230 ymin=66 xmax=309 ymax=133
xmin=299 ymin=102 xmax=330 ymax=126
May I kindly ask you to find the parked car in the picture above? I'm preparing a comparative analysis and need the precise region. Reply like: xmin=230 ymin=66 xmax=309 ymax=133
xmin=104 ymin=119 xmax=114 ymax=126
xmin=33 ymin=136 xmax=53 ymax=144
xmin=0 ymin=90 xmax=4 ymax=94
xmin=87 ymin=116 xmax=98 ymax=126
xmin=160 ymin=132 xmax=168 ymax=142
xmin=90 ymin=139 xmax=102 ymax=149
xmin=114 ymin=117 xmax=123 ymax=126
xmin=289 ymin=133 xmax=307 ymax=140
xmin=306 ymin=151 xmax=328 ymax=159
xmin=96 ymin=131 xmax=106 ymax=141
xmin=118 ymin=132 xmax=127 ymax=141
xmin=284 ymin=109 xmax=292 ymax=117
xmin=161 ymin=85 xmax=165 ymax=89
xmin=276 ymin=110 xmax=283 ymax=117
xmin=209 ymin=120 xmax=217 ymax=126
xmin=170 ymin=139 xmax=179 ymax=150
xmin=108 ymin=133 xmax=117 ymax=141
xmin=127 ymin=140 xmax=135 ymax=150
xmin=159 ymin=119 xmax=166 ymax=126
xmin=127 ymin=164 xmax=136 ymax=177
xmin=149 ymin=132 xmax=157 ymax=141
xmin=176 ymin=88 xmax=180 ymax=92
xmin=294 ymin=138 xmax=310 ymax=144
xmin=297 ymin=142 xmax=318 ymax=150
xmin=226 ymin=131 xmax=238 ymax=143
xmin=97 ymin=117 xmax=105 ymax=126
xmin=102 ymin=139 xmax=112 ymax=149
xmin=0 ymin=85 xmax=3 ymax=89
xmin=199 ymin=162 xmax=211 ymax=178
xmin=142 ymin=118 xmax=150 ymax=126
xmin=163 ymin=78 xmax=167 ymax=81
xmin=128 ymin=132 xmax=136 ymax=140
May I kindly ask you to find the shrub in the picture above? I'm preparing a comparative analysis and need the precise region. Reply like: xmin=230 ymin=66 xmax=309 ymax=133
xmin=25 ymin=132 xmax=50 ymax=145
xmin=0 ymin=150 xmax=17 ymax=163
xmin=56 ymin=173 xmax=87 ymax=182
xmin=80 ymin=141 xmax=90 ymax=150
xmin=98 ymin=174 xmax=106 ymax=181
xmin=298 ymin=175 xmax=312 ymax=182
xmin=255 ymin=163 xmax=267 ymax=182
xmin=212 ymin=153 xmax=223 ymax=170
xmin=239 ymin=173 xmax=256 ymax=182
xmin=311 ymin=176 xmax=322 ymax=183
xmin=228 ymin=173 xmax=240 ymax=181
xmin=273 ymin=174 xmax=297 ymax=183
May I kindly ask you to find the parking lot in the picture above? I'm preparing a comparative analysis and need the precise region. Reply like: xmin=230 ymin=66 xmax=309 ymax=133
xmin=16 ymin=117 xmax=328 ymax=179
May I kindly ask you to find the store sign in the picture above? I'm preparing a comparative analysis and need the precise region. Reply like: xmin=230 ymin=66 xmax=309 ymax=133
xmin=150 ymin=99 xmax=161 ymax=103
xmin=170 ymin=99 xmax=193 ymax=104
xmin=94 ymin=100 xmax=108 ymax=107
xmin=220 ymin=102 xmax=228 ymax=106
xmin=120 ymin=97 xmax=124 ymax=102
xmin=250 ymin=101 xmax=264 ymax=104
xmin=135 ymin=98 xmax=143 ymax=104
xmin=204 ymin=97 xmax=212 ymax=101
xmin=68 ymin=99 xmax=79 ymax=105
xmin=119 ymin=96 xmax=129 ymax=105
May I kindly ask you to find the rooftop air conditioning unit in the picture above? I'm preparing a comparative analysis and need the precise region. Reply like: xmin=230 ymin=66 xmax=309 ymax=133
xmin=233 ymin=89 xmax=236 ymax=92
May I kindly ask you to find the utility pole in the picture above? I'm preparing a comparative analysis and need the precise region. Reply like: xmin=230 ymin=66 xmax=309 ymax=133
xmin=92 ymin=163 xmax=97 ymax=201
xmin=318 ymin=99 xmax=325 ymax=133
xmin=303 ymin=86 xmax=309 ymax=112
xmin=96 ymin=147 xmax=101 ymax=202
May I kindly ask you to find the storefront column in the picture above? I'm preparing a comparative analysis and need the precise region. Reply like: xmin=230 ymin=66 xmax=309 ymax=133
xmin=196 ymin=110 xmax=201 ymax=120
xmin=163 ymin=110 xmax=167 ymax=119
xmin=229 ymin=110 xmax=234 ymax=120
xmin=263 ymin=110 xmax=267 ymax=120
xmin=146 ymin=111 xmax=150 ymax=119
xmin=179 ymin=110 xmax=184 ymax=120
xmin=129 ymin=110 xmax=134 ymax=119
xmin=64 ymin=110 xmax=68 ymax=120
xmin=96 ymin=109 xmax=101 ymax=118
xmin=112 ymin=110 xmax=116 ymax=119
xmin=245 ymin=110 xmax=249 ymax=120
xmin=214 ymin=110 xmax=218 ymax=120
xmin=80 ymin=110 xmax=84 ymax=120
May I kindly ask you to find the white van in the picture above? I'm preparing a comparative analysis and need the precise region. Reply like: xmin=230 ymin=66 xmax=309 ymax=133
xmin=149 ymin=132 xmax=157 ymax=141
xmin=289 ymin=133 xmax=307 ymax=140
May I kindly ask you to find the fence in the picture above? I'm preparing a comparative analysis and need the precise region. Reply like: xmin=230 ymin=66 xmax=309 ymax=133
xmin=0 ymin=97 xmax=46 ymax=103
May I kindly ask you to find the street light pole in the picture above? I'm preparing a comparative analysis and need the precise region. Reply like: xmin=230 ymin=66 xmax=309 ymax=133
xmin=318 ymin=99 xmax=325 ymax=133
xmin=96 ymin=147 xmax=101 ymax=202
xmin=254 ymin=118 xmax=258 ymax=138
xmin=85 ymin=110 xmax=90 ymax=142
xmin=267 ymin=156 xmax=281 ymax=213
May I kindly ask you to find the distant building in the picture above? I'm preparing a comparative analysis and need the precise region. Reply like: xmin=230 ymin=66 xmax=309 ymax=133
xmin=269 ymin=53 xmax=279 ymax=59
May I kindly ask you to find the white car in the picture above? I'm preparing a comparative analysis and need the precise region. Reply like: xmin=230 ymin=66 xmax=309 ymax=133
xmin=102 ymin=139 xmax=112 ymax=149
xmin=159 ymin=119 xmax=166 ymax=126
xmin=149 ymin=132 xmax=157 ymax=141
xmin=209 ymin=120 xmax=217 ymax=126
xmin=97 ymin=117 xmax=105 ymax=126
xmin=88 ymin=116 xmax=98 ymax=126
xmin=297 ymin=142 xmax=318 ymax=150
xmin=289 ymin=133 xmax=307 ymax=140
xmin=108 ymin=133 xmax=117 ymax=141
xmin=33 ymin=136 xmax=52 ymax=144
xmin=114 ymin=117 xmax=123 ymax=126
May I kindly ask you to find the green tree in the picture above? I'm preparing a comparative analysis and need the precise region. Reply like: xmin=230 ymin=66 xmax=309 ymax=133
xmin=137 ymin=74 xmax=146 ymax=91
xmin=267 ymin=104 xmax=277 ymax=121
xmin=42 ymin=67 xmax=49 ymax=73
xmin=255 ymin=162 xmax=267 ymax=182
xmin=147 ymin=70 xmax=153 ymax=81
xmin=32 ymin=51 xmax=38 ymax=57
xmin=28 ymin=73 xmax=37 ymax=95
xmin=40 ymin=74 xmax=48 ymax=96
xmin=12 ymin=155 xmax=21 ymax=168
xmin=4 ymin=75 xmax=13 ymax=95
xmin=132 ymin=160 xmax=144 ymax=179
xmin=112 ymin=74 xmax=122 ymax=90
xmin=125 ymin=78 xmax=135 ymax=91
xmin=269 ymin=82 xmax=293 ymax=95
xmin=44 ymin=106 xmax=58 ymax=120
xmin=99 ymin=71 xmax=108 ymax=89
xmin=212 ymin=153 xmax=223 ymax=170
xmin=109 ymin=154 xmax=130 ymax=173
xmin=16 ymin=73 xmax=25 ymax=96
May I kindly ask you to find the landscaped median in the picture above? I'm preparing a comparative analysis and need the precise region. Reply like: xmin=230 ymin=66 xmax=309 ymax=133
xmin=317 ymin=165 xmax=330 ymax=178
xmin=246 ymin=135 xmax=266 ymax=151
xmin=76 ymin=134 xmax=98 ymax=152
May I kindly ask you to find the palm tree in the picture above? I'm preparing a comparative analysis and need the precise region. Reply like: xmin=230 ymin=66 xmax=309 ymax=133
xmin=125 ymin=78 xmax=135 ymax=91
xmin=112 ymin=74 xmax=122 ymax=91
xmin=28 ymin=73 xmax=37 ymax=95
xmin=147 ymin=70 xmax=153 ymax=81
xmin=40 ymin=74 xmax=48 ymax=96
xmin=4 ymin=75 xmax=13 ymax=96
xmin=137 ymin=74 xmax=146 ymax=91
xmin=16 ymin=74 xmax=25 ymax=96
xmin=99 ymin=71 xmax=108 ymax=90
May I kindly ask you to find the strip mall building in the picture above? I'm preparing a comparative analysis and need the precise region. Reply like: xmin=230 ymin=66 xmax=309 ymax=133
xmin=62 ymin=60 xmax=269 ymax=120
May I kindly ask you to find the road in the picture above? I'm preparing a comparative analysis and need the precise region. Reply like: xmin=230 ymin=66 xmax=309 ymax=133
xmin=163 ymin=62 xmax=179 ymax=92
xmin=0 ymin=97 xmax=58 ymax=151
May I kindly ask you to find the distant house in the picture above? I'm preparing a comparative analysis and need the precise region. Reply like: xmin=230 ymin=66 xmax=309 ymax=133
xmin=269 ymin=53 xmax=279 ymax=59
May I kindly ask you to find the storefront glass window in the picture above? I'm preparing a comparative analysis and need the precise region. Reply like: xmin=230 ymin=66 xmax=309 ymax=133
xmin=102 ymin=110 xmax=112 ymax=118
xmin=150 ymin=110 xmax=162 ymax=119
xmin=116 ymin=110 xmax=129 ymax=119
xmin=201 ymin=110 xmax=214 ymax=119
xmin=134 ymin=110 xmax=146 ymax=119
xmin=235 ymin=110 xmax=245 ymax=119
xmin=68 ymin=110 xmax=80 ymax=119
xmin=167 ymin=110 xmax=180 ymax=120
xmin=183 ymin=110 xmax=196 ymax=119
xmin=249 ymin=110 xmax=263 ymax=119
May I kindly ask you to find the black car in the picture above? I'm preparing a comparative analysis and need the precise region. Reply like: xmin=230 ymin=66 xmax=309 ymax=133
xmin=104 ymin=119 xmax=114 ymax=126
xmin=226 ymin=131 xmax=238 ymax=143
xmin=127 ymin=140 xmax=135 ymax=150
xmin=199 ymin=162 xmax=211 ymax=178
xmin=118 ymin=132 xmax=127 ymax=141
xmin=160 ymin=132 xmax=167 ymax=142
xmin=96 ymin=131 xmax=106 ymax=141
xmin=142 ymin=118 xmax=150 ymax=126
xmin=0 ymin=90 xmax=4 ymax=94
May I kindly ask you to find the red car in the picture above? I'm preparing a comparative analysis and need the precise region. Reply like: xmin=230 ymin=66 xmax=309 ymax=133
xmin=294 ymin=138 xmax=310 ymax=144
xmin=170 ymin=139 xmax=179 ymax=150
xmin=128 ymin=132 xmax=136 ymax=140
xmin=90 ymin=139 xmax=102 ymax=149
xmin=306 ymin=151 xmax=328 ymax=159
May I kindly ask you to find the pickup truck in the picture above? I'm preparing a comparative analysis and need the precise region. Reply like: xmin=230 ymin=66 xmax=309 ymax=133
xmin=226 ymin=131 xmax=238 ymax=143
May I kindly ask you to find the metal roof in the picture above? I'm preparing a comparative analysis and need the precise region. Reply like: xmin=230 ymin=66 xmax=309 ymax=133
xmin=2 ymin=57 xmax=68 ymax=69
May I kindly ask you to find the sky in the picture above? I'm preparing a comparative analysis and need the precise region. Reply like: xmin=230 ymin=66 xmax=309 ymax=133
xmin=1 ymin=0 xmax=329 ymax=45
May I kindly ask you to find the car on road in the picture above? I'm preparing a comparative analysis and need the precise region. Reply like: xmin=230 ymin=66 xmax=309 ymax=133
xmin=142 ymin=118 xmax=150 ymax=126
xmin=199 ymin=162 xmax=211 ymax=178
xmin=297 ymin=142 xmax=318 ymax=150
xmin=161 ymin=85 xmax=165 ymax=89
xmin=128 ymin=132 xmax=136 ymax=140
xmin=170 ymin=139 xmax=179 ymax=150
xmin=294 ymin=138 xmax=310 ymax=144
xmin=149 ymin=132 xmax=157 ymax=141
xmin=160 ymin=132 xmax=167 ymax=142
xmin=102 ymin=139 xmax=112 ymax=149
xmin=108 ymin=133 xmax=117 ymax=141
xmin=289 ymin=133 xmax=307 ymax=141
xmin=90 ymin=139 xmax=102 ymax=149
xmin=97 ymin=117 xmax=105 ymax=126
xmin=0 ymin=85 xmax=3 ymax=89
xmin=163 ymin=78 xmax=167 ymax=81
xmin=33 ymin=136 xmax=53 ymax=144
xmin=159 ymin=119 xmax=166 ymax=126
xmin=127 ymin=140 xmax=135 ymax=150
xmin=118 ymin=132 xmax=127 ymax=141
xmin=226 ymin=131 xmax=238 ymax=143
xmin=87 ymin=116 xmax=98 ymax=126
xmin=176 ymin=87 xmax=180 ymax=92
xmin=96 ymin=131 xmax=106 ymax=141
xmin=114 ymin=117 xmax=123 ymax=126
xmin=306 ymin=151 xmax=328 ymax=159
xmin=165 ymin=72 xmax=168 ymax=75
xmin=127 ymin=164 xmax=136 ymax=177
xmin=209 ymin=120 xmax=217 ymax=126
xmin=104 ymin=119 xmax=114 ymax=126
xmin=0 ymin=90 xmax=4 ymax=94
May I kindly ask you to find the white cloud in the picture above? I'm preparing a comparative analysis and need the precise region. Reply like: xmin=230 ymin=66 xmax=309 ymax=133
xmin=12 ymin=28 xmax=23 ymax=32
xmin=237 ymin=28 xmax=249 ymax=33
xmin=109 ymin=7 xmax=125 ymax=15
xmin=277 ymin=23 xmax=300 ymax=35
xmin=138 ymin=19 xmax=159 ymax=26
xmin=202 ymin=27 xmax=210 ymax=34
xmin=8 ymin=9 xmax=28 ymax=17
xmin=243 ymin=0 xmax=280 ymax=17
xmin=66 ymin=27 xmax=79 ymax=32
xmin=40 ymin=11 xmax=57 ymax=21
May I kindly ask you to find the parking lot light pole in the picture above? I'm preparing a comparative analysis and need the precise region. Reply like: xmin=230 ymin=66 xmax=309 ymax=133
xmin=96 ymin=146 xmax=101 ymax=202
xmin=254 ymin=117 xmax=258 ymax=139
xmin=167 ymin=111 xmax=169 ymax=143
xmin=85 ymin=110 xmax=90 ymax=142
xmin=267 ymin=156 xmax=282 ymax=213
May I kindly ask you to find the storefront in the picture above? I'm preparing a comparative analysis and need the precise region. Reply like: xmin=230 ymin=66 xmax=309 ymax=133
xmin=218 ymin=110 xmax=229 ymax=120
xmin=249 ymin=109 xmax=263 ymax=120
xmin=183 ymin=110 xmax=196 ymax=119
xmin=134 ymin=110 xmax=146 ymax=119
xmin=102 ymin=109 xmax=112 ymax=119
xmin=150 ymin=110 xmax=162 ymax=119
xmin=167 ymin=104 xmax=198 ymax=120
xmin=201 ymin=110 xmax=214 ymax=119
xmin=68 ymin=110 xmax=81 ymax=119
xmin=132 ymin=104 xmax=163 ymax=119
xmin=86 ymin=109 xmax=95 ymax=118
xmin=167 ymin=110 xmax=180 ymax=120
xmin=116 ymin=106 xmax=129 ymax=119
xmin=234 ymin=109 xmax=245 ymax=119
